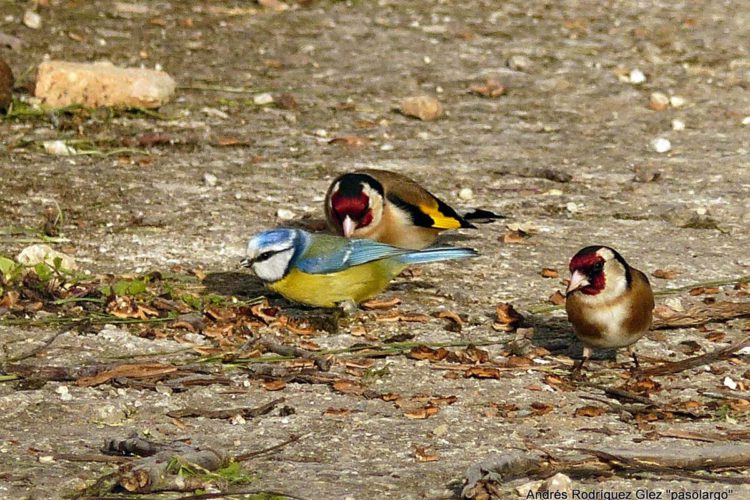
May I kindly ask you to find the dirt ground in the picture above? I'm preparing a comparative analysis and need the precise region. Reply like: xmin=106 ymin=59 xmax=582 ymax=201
xmin=2 ymin=0 xmax=750 ymax=498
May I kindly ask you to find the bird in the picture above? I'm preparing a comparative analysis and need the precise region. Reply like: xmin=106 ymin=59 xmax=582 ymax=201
xmin=564 ymin=245 xmax=654 ymax=373
xmin=324 ymin=168 xmax=503 ymax=250
xmin=241 ymin=228 xmax=478 ymax=308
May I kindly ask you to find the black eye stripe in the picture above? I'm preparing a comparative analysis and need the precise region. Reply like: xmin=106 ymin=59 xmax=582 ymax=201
xmin=254 ymin=250 xmax=278 ymax=263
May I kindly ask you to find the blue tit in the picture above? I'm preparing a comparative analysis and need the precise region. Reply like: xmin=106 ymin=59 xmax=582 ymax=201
xmin=240 ymin=228 xmax=477 ymax=308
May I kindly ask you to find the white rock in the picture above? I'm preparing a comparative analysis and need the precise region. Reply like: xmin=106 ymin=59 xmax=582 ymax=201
xmin=35 ymin=60 xmax=175 ymax=108
xmin=545 ymin=189 xmax=563 ymax=196
xmin=629 ymin=68 xmax=646 ymax=84
xmin=565 ymin=202 xmax=579 ymax=213
xmin=669 ymin=95 xmax=686 ymax=108
xmin=665 ymin=297 xmax=684 ymax=312
xmin=230 ymin=414 xmax=246 ymax=425
xmin=508 ymin=54 xmax=532 ymax=71
xmin=56 ymin=385 xmax=73 ymax=401
xmin=540 ymin=473 xmax=573 ymax=494
xmin=458 ymin=187 xmax=474 ymax=201
xmin=651 ymin=137 xmax=671 ymax=153
xmin=201 ymin=107 xmax=228 ymax=119
xmin=724 ymin=377 xmax=738 ymax=390
xmin=313 ymin=128 xmax=328 ymax=138
xmin=114 ymin=2 xmax=150 ymax=14
xmin=203 ymin=172 xmax=218 ymax=187
xmin=16 ymin=244 xmax=77 ymax=271
xmin=38 ymin=455 xmax=55 ymax=464
xmin=276 ymin=208 xmax=296 ymax=220
xmin=742 ymin=116 xmax=750 ymax=126
xmin=380 ymin=143 xmax=394 ymax=151
xmin=253 ymin=92 xmax=274 ymax=105
xmin=23 ymin=10 xmax=41 ymax=29
xmin=672 ymin=119 xmax=686 ymax=131
xmin=43 ymin=140 xmax=77 ymax=156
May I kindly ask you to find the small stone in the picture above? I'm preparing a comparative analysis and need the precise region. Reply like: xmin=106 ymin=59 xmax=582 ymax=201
xmin=313 ymin=128 xmax=328 ymax=138
xmin=672 ymin=119 xmax=686 ymax=131
xmin=380 ymin=143 xmax=394 ymax=151
xmin=649 ymin=91 xmax=669 ymax=111
xmin=545 ymin=189 xmax=563 ymax=196
xmin=507 ymin=54 xmax=532 ymax=71
xmin=742 ymin=116 xmax=750 ymax=126
xmin=669 ymin=95 xmax=686 ymax=108
xmin=665 ymin=297 xmax=684 ymax=312
xmin=23 ymin=10 xmax=42 ymax=29
xmin=56 ymin=385 xmax=73 ymax=401
xmin=203 ymin=172 xmax=218 ymax=187
xmin=651 ymin=137 xmax=671 ymax=153
xmin=229 ymin=414 xmax=246 ymax=425
xmin=253 ymin=92 xmax=274 ymax=105
xmin=276 ymin=208 xmax=296 ymax=220
xmin=432 ymin=424 xmax=449 ymax=437
xmin=724 ymin=376 xmax=738 ymax=390
xmin=629 ymin=68 xmax=646 ymax=84
xmin=43 ymin=140 xmax=77 ymax=156
xmin=38 ymin=456 xmax=55 ymax=464
xmin=565 ymin=202 xmax=579 ymax=213
xmin=17 ymin=244 xmax=77 ymax=271
xmin=398 ymin=95 xmax=444 ymax=121
xmin=539 ymin=473 xmax=573 ymax=495
xmin=516 ymin=480 xmax=544 ymax=497
xmin=35 ymin=60 xmax=175 ymax=108
xmin=458 ymin=188 xmax=474 ymax=201
xmin=201 ymin=107 xmax=228 ymax=119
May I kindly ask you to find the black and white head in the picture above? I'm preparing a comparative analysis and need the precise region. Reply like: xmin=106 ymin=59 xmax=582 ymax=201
xmin=566 ymin=245 xmax=631 ymax=302
xmin=241 ymin=228 xmax=307 ymax=283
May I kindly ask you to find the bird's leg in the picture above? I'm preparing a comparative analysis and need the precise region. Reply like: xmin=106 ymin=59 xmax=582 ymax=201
xmin=571 ymin=346 xmax=592 ymax=378
xmin=627 ymin=345 xmax=642 ymax=376
xmin=336 ymin=300 xmax=359 ymax=317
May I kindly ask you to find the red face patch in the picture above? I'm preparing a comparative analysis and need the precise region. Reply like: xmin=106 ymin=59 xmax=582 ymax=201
xmin=331 ymin=191 xmax=372 ymax=228
xmin=569 ymin=252 xmax=606 ymax=295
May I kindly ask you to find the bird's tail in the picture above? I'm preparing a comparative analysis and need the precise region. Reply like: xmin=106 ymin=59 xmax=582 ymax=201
xmin=397 ymin=247 xmax=478 ymax=266
xmin=460 ymin=208 xmax=505 ymax=224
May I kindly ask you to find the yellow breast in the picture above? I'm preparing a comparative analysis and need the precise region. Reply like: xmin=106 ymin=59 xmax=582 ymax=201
xmin=268 ymin=261 xmax=405 ymax=308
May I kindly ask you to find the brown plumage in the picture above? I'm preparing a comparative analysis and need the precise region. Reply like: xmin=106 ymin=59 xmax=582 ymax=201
xmin=324 ymin=169 xmax=501 ymax=249
xmin=564 ymin=246 xmax=654 ymax=373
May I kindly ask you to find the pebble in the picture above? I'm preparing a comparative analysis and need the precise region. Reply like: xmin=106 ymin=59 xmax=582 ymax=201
xmin=380 ymin=143 xmax=394 ymax=151
xmin=651 ymin=137 xmax=671 ymax=153
xmin=540 ymin=473 xmax=573 ymax=495
xmin=672 ymin=119 xmax=686 ymax=131
xmin=38 ymin=456 xmax=55 ymax=464
xmin=253 ymin=92 xmax=274 ymax=105
xmin=742 ymin=116 xmax=750 ymax=126
xmin=629 ymin=68 xmax=646 ymax=84
xmin=35 ymin=61 xmax=175 ymax=108
xmin=649 ymin=91 xmax=669 ymax=111
xmin=565 ymin=202 xmax=579 ymax=213
xmin=276 ymin=208 xmax=296 ymax=220
xmin=507 ymin=54 xmax=532 ymax=71
xmin=56 ymin=385 xmax=73 ymax=401
xmin=203 ymin=172 xmax=218 ymax=187
xmin=43 ymin=140 xmax=77 ymax=156
xmin=458 ymin=187 xmax=474 ymax=201
xmin=723 ymin=376 xmax=738 ymax=390
xmin=545 ymin=189 xmax=564 ymax=196
xmin=23 ymin=10 xmax=41 ymax=29
xmin=313 ymin=128 xmax=328 ymax=138
xmin=669 ymin=95 xmax=686 ymax=108
xmin=17 ymin=244 xmax=77 ymax=271
xmin=399 ymin=95 xmax=444 ymax=121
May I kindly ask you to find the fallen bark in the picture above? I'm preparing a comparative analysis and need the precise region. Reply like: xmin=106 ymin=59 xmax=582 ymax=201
xmin=640 ymin=336 xmax=750 ymax=377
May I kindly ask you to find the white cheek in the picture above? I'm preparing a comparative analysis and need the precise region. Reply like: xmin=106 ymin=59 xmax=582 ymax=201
xmin=252 ymin=249 xmax=293 ymax=282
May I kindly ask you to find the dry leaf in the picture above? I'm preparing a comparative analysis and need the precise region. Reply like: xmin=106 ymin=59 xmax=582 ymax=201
xmin=398 ymin=95 xmax=444 ymax=121
xmin=258 ymin=0 xmax=289 ymax=12
xmin=408 ymin=346 xmax=450 ymax=362
xmin=332 ymin=379 xmax=365 ymax=395
xmin=541 ymin=268 xmax=559 ymax=278
xmin=465 ymin=366 xmax=503 ymax=379
xmin=414 ymin=446 xmax=440 ymax=462
xmin=106 ymin=296 xmax=160 ymax=320
xmin=361 ymin=297 xmax=401 ymax=310
xmin=625 ymin=378 xmax=662 ymax=394
xmin=493 ymin=303 xmax=524 ymax=331
xmin=549 ymin=291 xmax=566 ymax=305
xmin=77 ymin=363 xmax=177 ymax=387
xmin=505 ymin=356 xmax=533 ymax=368
xmin=434 ymin=310 xmax=464 ymax=332
xmin=404 ymin=405 xmax=440 ymax=419
xmin=690 ymin=287 xmax=721 ymax=296
xmin=328 ymin=135 xmax=371 ymax=147
xmin=469 ymin=78 xmax=506 ymax=98
xmin=575 ymin=405 xmax=606 ymax=417
xmin=652 ymin=269 xmax=681 ymax=279
xmin=500 ymin=230 xmax=530 ymax=244
xmin=343 ymin=359 xmax=376 ymax=369
xmin=381 ymin=393 xmax=401 ymax=402
xmin=323 ymin=407 xmax=352 ymax=417
xmin=530 ymin=402 xmax=554 ymax=416
xmin=262 ymin=379 xmax=287 ymax=391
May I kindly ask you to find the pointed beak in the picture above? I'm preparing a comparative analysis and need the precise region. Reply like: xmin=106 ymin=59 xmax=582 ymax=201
xmin=342 ymin=215 xmax=357 ymax=238
xmin=566 ymin=270 xmax=589 ymax=295
xmin=240 ymin=258 xmax=251 ymax=268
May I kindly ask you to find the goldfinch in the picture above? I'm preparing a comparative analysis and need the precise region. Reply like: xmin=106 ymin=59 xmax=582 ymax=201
xmin=241 ymin=228 xmax=477 ymax=308
xmin=565 ymin=245 xmax=654 ymax=372
xmin=324 ymin=169 xmax=502 ymax=249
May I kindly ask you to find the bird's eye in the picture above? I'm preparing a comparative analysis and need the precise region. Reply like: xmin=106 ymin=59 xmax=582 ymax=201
xmin=592 ymin=261 xmax=604 ymax=272
xmin=255 ymin=251 xmax=276 ymax=262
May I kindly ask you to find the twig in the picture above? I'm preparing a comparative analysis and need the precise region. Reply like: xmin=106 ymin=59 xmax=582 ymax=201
xmin=167 ymin=398 xmax=284 ymax=419
xmin=640 ymin=336 xmax=750 ymax=377
xmin=234 ymin=433 xmax=309 ymax=462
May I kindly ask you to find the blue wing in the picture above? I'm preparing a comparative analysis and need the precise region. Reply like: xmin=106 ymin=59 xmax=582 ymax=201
xmin=295 ymin=236 xmax=411 ymax=274
xmin=294 ymin=233 xmax=477 ymax=275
